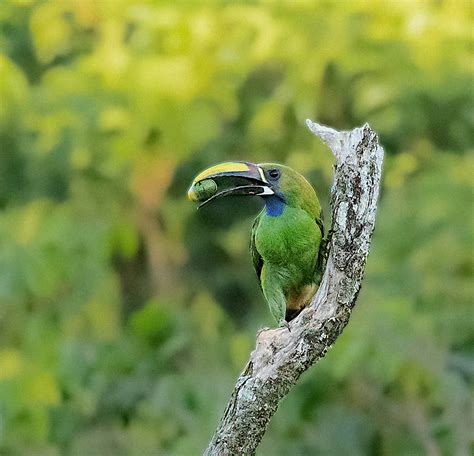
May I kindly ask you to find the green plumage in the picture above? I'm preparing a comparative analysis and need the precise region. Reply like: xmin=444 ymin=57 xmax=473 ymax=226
xmin=249 ymin=164 xmax=323 ymax=324
xmin=188 ymin=161 xmax=324 ymax=326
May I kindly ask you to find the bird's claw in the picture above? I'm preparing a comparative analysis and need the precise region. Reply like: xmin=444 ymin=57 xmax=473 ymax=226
xmin=257 ymin=326 xmax=271 ymax=337
xmin=278 ymin=319 xmax=291 ymax=332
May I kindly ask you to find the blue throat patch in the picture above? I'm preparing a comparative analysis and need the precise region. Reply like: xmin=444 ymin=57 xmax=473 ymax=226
xmin=265 ymin=195 xmax=285 ymax=217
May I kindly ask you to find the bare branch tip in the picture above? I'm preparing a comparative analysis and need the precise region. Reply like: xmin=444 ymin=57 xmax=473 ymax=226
xmin=306 ymin=119 xmax=341 ymax=158
xmin=305 ymin=119 xmax=337 ymax=136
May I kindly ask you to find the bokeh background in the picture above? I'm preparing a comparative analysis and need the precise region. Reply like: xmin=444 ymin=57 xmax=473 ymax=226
xmin=0 ymin=1 xmax=472 ymax=455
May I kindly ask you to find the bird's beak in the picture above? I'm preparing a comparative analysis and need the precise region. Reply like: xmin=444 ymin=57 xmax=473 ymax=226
xmin=187 ymin=161 xmax=274 ymax=208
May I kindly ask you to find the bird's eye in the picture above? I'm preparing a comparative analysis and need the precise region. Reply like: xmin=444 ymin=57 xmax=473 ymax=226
xmin=268 ymin=169 xmax=280 ymax=180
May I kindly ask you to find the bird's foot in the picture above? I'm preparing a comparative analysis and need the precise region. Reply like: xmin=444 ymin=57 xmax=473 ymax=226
xmin=278 ymin=319 xmax=291 ymax=332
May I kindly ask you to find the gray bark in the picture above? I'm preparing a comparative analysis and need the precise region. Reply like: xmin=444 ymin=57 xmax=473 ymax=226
xmin=204 ymin=120 xmax=384 ymax=455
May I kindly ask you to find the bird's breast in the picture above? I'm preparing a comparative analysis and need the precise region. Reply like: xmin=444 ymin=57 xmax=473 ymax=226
xmin=255 ymin=206 xmax=320 ymax=267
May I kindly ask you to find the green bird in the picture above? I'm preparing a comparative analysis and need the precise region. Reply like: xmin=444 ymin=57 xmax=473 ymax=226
xmin=188 ymin=161 xmax=324 ymax=327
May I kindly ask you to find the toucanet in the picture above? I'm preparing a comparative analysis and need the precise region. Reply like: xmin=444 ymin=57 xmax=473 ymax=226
xmin=188 ymin=162 xmax=324 ymax=327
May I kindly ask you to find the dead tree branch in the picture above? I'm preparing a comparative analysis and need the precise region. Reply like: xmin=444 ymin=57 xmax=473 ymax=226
xmin=204 ymin=120 xmax=384 ymax=455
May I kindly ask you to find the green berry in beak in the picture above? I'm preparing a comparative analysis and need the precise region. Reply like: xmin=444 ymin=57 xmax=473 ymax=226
xmin=187 ymin=178 xmax=218 ymax=202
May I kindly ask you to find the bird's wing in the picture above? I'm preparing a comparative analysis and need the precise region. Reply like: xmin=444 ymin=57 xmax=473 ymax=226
xmin=250 ymin=211 xmax=264 ymax=289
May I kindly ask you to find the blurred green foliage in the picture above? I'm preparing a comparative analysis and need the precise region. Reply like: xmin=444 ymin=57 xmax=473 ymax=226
xmin=0 ymin=0 xmax=472 ymax=454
